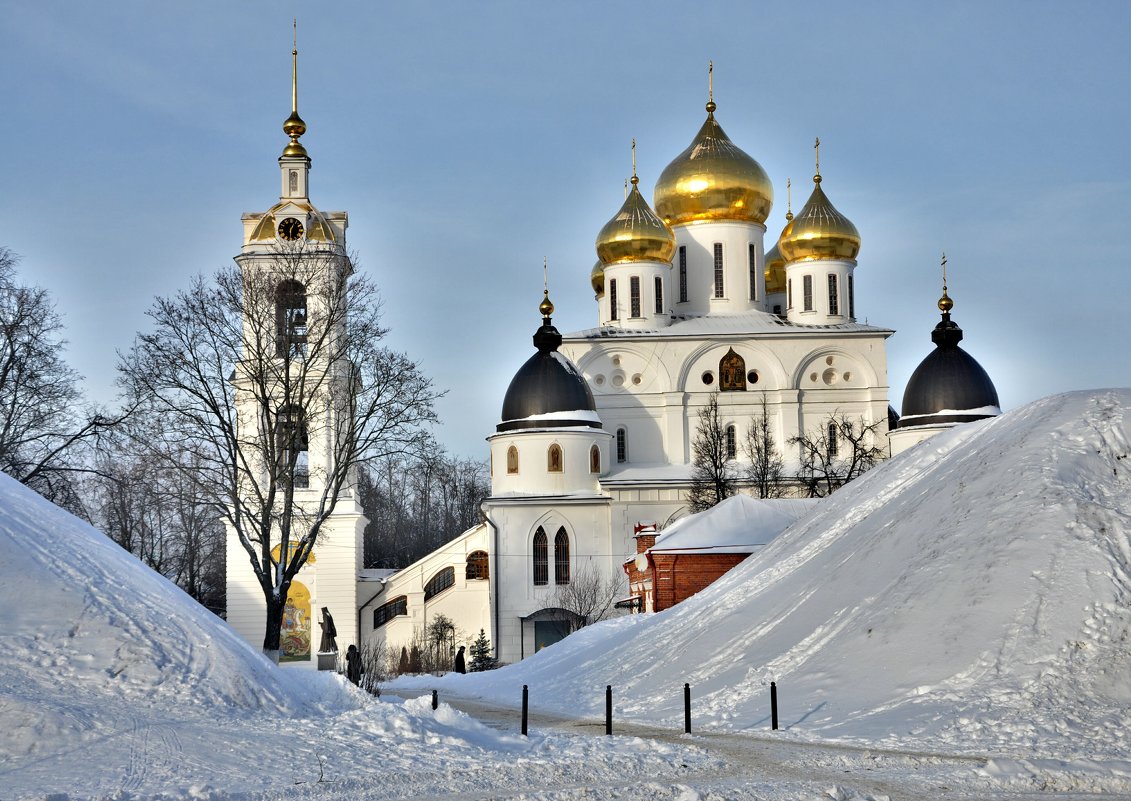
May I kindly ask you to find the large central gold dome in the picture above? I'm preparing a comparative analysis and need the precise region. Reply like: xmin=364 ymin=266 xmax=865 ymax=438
xmin=653 ymin=102 xmax=773 ymax=226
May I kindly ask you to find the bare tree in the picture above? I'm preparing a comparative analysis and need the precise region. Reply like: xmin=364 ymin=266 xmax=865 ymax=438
xmin=550 ymin=562 xmax=625 ymax=631
xmin=745 ymin=393 xmax=787 ymax=498
xmin=0 ymin=248 xmax=117 ymax=507
xmin=687 ymin=392 xmax=739 ymax=513
xmin=118 ymin=240 xmax=438 ymax=659
xmin=790 ymin=413 xmax=886 ymax=497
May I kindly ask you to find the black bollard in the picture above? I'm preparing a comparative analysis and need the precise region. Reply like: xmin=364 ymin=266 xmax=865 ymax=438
xmin=605 ymin=685 xmax=612 ymax=735
xmin=684 ymin=682 xmax=691 ymax=733
xmin=770 ymin=681 xmax=778 ymax=730
xmin=432 ymin=689 xmax=438 ymax=711
xmin=521 ymin=684 xmax=529 ymax=736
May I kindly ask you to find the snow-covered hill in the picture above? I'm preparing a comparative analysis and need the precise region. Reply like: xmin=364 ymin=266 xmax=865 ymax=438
xmin=404 ymin=390 xmax=1131 ymax=758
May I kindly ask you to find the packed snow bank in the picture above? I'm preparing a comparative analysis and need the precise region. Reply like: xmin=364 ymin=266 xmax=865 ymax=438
xmin=651 ymin=495 xmax=818 ymax=553
xmin=395 ymin=390 xmax=1131 ymax=758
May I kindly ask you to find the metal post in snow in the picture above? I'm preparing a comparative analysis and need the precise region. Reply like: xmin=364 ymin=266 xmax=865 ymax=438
xmin=521 ymin=684 xmax=529 ymax=736
xmin=770 ymin=681 xmax=778 ymax=730
xmin=605 ymin=685 xmax=612 ymax=736
xmin=684 ymin=683 xmax=691 ymax=733
xmin=432 ymin=689 xmax=438 ymax=711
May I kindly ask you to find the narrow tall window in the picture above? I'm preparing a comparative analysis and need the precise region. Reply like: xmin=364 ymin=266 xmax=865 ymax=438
xmin=828 ymin=274 xmax=839 ymax=315
xmin=610 ymin=278 xmax=619 ymax=321
xmin=275 ymin=280 xmax=307 ymax=358
xmin=725 ymin=424 xmax=737 ymax=460
xmin=749 ymin=244 xmax=758 ymax=301
xmin=787 ymin=278 xmax=793 ymax=310
xmin=276 ymin=405 xmax=309 ymax=489
xmin=713 ymin=243 xmax=725 ymax=298
xmin=828 ymin=422 xmax=839 ymax=457
xmin=547 ymin=444 xmax=563 ymax=472
xmin=616 ymin=428 xmax=627 ymax=463
xmin=630 ymin=276 xmax=641 ymax=318
xmin=554 ymin=528 xmax=570 ymax=585
xmin=507 ymin=445 xmax=519 ymax=474
xmin=803 ymin=275 xmax=814 ymax=311
xmin=678 ymin=246 xmax=688 ymax=303
xmin=654 ymin=276 xmax=663 ymax=314
xmin=848 ymin=274 xmax=855 ymax=319
xmin=533 ymin=528 xmax=548 ymax=586
xmin=590 ymin=444 xmax=601 ymax=473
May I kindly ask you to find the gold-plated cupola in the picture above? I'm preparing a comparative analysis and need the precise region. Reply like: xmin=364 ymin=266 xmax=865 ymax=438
xmin=595 ymin=140 xmax=676 ymax=266
xmin=778 ymin=138 xmax=860 ymax=263
xmin=281 ymin=21 xmax=308 ymax=159
xmin=653 ymin=63 xmax=773 ymax=226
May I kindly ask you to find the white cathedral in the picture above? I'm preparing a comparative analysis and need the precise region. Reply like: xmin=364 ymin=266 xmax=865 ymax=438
xmin=225 ymin=58 xmax=1000 ymax=666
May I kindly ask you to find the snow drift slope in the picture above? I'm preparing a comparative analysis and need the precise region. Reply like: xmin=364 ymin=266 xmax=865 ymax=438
xmin=0 ymin=470 xmax=346 ymax=757
xmin=428 ymin=390 xmax=1131 ymax=757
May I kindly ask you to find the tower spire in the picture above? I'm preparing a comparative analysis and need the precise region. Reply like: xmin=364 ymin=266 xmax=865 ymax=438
xmin=630 ymin=138 xmax=638 ymax=186
xmin=539 ymin=258 xmax=555 ymax=320
xmin=813 ymin=136 xmax=822 ymax=184
xmin=786 ymin=177 xmax=794 ymax=221
xmin=938 ymin=252 xmax=953 ymax=314
xmin=706 ymin=60 xmax=716 ymax=113
xmin=282 ymin=19 xmax=308 ymax=159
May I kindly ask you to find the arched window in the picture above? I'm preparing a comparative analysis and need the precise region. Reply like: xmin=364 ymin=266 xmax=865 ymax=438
xmin=828 ymin=422 xmax=839 ymax=457
xmin=726 ymin=424 xmax=737 ymax=460
xmin=678 ymin=246 xmax=688 ymax=303
xmin=533 ymin=528 xmax=548 ymax=586
xmin=507 ymin=445 xmax=519 ymax=474
xmin=466 ymin=550 xmax=489 ymax=580
xmin=589 ymin=444 xmax=601 ymax=474
xmin=616 ymin=428 xmax=627 ymax=463
xmin=275 ymin=280 xmax=307 ymax=358
xmin=554 ymin=528 xmax=570 ymax=585
xmin=719 ymin=348 xmax=747 ymax=391
xmin=828 ymin=274 xmax=839 ymax=315
xmin=630 ymin=276 xmax=641 ymax=318
xmin=713 ymin=242 xmax=725 ymax=298
xmin=276 ymin=405 xmax=309 ymax=488
xmin=373 ymin=595 xmax=407 ymax=628
xmin=654 ymin=275 xmax=664 ymax=314
xmin=547 ymin=444 xmax=563 ymax=472
xmin=610 ymin=278 xmax=619 ymax=321
xmin=803 ymin=274 xmax=814 ymax=311
xmin=424 ymin=566 xmax=455 ymax=601
xmin=749 ymin=243 xmax=758 ymax=301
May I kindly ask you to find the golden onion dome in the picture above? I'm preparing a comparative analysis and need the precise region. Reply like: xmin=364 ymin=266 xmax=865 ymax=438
xmin=595 ymin=177 xmax=677 ymax=266
xmin=539 ymin=290 xmax=555 ymax=318
xmin=653 ymin=102 xmax=774 ymax=226
xmin=778 ymin=174 xmax=860 ymax=263
xmin=590 ymin=261 xmax=605 ymax=296
xmin=764 ymin=241 xmax=787 ymax=295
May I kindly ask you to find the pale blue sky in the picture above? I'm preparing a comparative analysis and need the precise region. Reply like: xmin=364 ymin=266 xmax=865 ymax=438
xmin=4 ymin=1 xmax=1128 ymax=458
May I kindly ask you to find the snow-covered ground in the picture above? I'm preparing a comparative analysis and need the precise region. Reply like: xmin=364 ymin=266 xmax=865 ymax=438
xmin=3 ymin=389 xmax=1131 ymax=799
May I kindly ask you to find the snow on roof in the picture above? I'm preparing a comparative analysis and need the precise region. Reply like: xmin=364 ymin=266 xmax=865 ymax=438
xmin=504 ymin=409 xmax=601 ymax=424
xmin=650 ymin=495 xmax=819 ymax=554
xmin=899 ymin=405 xmax=1002 ymax=422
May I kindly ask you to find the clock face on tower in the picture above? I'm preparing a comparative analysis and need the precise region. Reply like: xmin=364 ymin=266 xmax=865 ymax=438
xmin=278 ymin=217 xmax=304 ymax=241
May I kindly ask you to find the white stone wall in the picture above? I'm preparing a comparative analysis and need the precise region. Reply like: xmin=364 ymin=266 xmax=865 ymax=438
xmin=671 ymin=220 xmax=767 ymax=315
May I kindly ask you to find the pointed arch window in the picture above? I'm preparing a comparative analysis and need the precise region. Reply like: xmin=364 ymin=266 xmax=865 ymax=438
xmin=616 ymin=427 xmax=628 ymax=463
xmin=554 ymin=527 xmax=570 ymax=585
xmin=590 ymin=443 xmax=601 ymax=473
xmin=719 ymin=348 xmax=747 ymax=392
xmin=726 ymin=424 xmax=737 ymax=460
xmin=276 ymin=405 xmax=309 ymax=489
xmin=466 ymin=550 xmax=489 ymax=580
xmin=507 ymin=445 xmax=519 ymax=474
xmin=547 ymin=443 xmax=563 ymax=472
xmin=533 ymin=527 xmax=549 ymax=586
xmin=275 ymin=280 xmax=307 ymax=358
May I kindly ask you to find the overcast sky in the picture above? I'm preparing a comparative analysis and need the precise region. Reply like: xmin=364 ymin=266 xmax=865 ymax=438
xmin=4 ymin=1 xmax=1128 ymax=458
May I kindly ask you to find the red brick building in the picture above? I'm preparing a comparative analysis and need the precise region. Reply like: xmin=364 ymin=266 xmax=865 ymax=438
xmin=624 ymin=496 xmax=817 ymax=612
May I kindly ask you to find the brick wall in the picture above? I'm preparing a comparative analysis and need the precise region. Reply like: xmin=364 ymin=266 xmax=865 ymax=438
xmin=650 ymin=552 xmax=749 ymax=612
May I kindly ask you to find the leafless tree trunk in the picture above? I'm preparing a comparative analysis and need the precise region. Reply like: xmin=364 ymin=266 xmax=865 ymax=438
xmin=687 ymin=392 xmax=739 ymax=513
xmin=118 ymin=240 xmax=438 ymax=657
xmin=745 ymin=393 xmax=787 ymax=498
xmin=790 ymin=413 xmax=886 ymax=497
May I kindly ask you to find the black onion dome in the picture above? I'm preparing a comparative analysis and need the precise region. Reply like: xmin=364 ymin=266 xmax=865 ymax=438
xmin=898 ymin=312 xmax=1000 ymax=428
xmin=498 ymin=308 xmax=601 ymax=433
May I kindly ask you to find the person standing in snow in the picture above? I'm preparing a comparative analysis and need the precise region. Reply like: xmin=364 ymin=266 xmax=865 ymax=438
xmin=453 ymin=645 xmax=466 ymax=674
xmin=345 ymin=644 xmax=362 ymax=685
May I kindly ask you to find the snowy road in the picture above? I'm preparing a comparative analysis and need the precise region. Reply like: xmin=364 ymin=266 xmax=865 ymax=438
xmin=396 ymin=688 xmax=1131 ymax=801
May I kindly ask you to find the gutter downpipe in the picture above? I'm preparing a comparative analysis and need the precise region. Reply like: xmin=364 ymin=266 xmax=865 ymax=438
xmin=482 ymin=504 xmax=501 ymax=662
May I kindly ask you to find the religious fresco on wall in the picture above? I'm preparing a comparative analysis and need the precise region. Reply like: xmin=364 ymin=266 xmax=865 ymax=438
xmin=280 ymin=581 xmax=312 ymax=663
xmin=270 ymin=542 xmax=317 ymax=566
